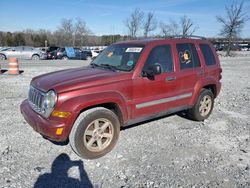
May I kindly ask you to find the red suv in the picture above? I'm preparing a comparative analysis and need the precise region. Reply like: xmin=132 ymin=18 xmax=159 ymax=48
xmin=21 ymin=36 xmax=222 ymax=159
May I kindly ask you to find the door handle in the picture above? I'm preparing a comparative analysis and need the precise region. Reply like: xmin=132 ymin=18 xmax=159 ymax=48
xmin=166 ymin=76 xmax=176 ymax=81
xmin=198 ymin=71 xmax=205 ymax=76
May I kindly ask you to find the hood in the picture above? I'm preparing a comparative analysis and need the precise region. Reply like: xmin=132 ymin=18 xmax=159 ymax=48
xmin=31 ymin=66 xmax=130 ymax=93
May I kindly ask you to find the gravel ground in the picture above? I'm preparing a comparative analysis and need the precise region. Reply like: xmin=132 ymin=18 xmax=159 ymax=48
xmin=0 ymin=57 xmax=250 ymax=188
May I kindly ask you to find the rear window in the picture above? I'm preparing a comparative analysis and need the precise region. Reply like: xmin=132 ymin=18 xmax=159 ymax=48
xmin=200 ymin=44 xmax=216 ymax=66
xmin=176 ymin=43 xmax=200 ymax=70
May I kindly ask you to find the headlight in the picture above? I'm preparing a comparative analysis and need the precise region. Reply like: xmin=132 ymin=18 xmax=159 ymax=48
xmin=41 ymin=90 xmax=57 ymax=117
xmin=43 ymin=90 xmax=57 ymax=109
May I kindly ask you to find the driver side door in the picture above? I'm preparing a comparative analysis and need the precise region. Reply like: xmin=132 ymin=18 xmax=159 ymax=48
xmin=132 ymin=44 xmax=178 ymax=119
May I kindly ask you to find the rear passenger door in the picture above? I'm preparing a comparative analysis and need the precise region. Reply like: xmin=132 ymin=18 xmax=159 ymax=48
xmin=174 ymin=43 xmax=203 ymax=105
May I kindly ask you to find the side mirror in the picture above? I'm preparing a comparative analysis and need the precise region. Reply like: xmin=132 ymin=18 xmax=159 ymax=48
xmin=151 ymin=64 xmax=161 ymax=75
xmin=142 ymin=64 xmax=162 ymax=78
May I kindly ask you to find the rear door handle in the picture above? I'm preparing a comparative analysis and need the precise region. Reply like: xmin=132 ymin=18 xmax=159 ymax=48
xmin=166 ymin=76 xmax=176 ymax=81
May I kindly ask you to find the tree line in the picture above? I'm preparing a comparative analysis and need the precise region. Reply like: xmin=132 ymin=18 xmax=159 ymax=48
xmin=0 ymin=1 xmax=248 ymax=55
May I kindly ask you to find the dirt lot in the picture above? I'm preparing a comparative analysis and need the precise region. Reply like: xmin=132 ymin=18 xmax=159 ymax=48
xmin=0 ymin=56 xmax=250 ymax=188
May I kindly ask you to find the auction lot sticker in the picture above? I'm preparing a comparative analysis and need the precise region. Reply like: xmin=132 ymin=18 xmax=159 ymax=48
xmin=126 ymin=47 xmax=142 ymax=53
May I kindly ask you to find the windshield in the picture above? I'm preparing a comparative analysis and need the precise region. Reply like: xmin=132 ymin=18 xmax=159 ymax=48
xmin=91 ymin=44 xmax=144 ymax=72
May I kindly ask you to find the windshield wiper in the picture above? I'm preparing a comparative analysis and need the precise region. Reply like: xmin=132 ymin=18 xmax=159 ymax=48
xmin=99 ymin=64 xmax=117 ymax=72
xmin=90 ymin=63 xmax=100 ymax=68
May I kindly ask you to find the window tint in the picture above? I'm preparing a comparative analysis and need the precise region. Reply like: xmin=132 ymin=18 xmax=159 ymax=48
xmin=143 ymin=45 xmax=173 ymax=73
xmin=176 ymin=43 xmax=200 ymax=70
xmin=23 ymin=47 xmax=32 ymax=51
xmin=15 ymin=47 xmax=23 ymax=51
xmin=200 ymin=44 xmax=216 ymax=66
xmin=74 ymin=48 xmax=81 ymax=53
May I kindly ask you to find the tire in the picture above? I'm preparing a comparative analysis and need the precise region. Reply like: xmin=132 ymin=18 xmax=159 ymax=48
xmin=69 ymin=107 xmax=120 ymax=159
xmin=187 ymin=89 xmax=214 ymax=121
xmin=62 ymin=56 xmax=68 ymax=60
xmin=87 ymin=56 xmax=92 ymax=61
xmin=32 ymin=55 xmax=40 ymax=60
xmin=0 ymin=54 xmax=6 ymax=60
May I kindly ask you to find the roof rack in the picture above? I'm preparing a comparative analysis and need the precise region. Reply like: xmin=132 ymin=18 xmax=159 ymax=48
xmin=169 ymin=35 xmax=207 ymax=40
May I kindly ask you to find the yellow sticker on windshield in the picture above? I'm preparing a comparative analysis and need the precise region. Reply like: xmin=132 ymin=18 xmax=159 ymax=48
xmin=107 ymin=52 xmax=113 ymax=57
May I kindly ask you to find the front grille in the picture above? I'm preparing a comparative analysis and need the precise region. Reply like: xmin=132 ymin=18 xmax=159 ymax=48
xmin=28 ymin=86 xmax=45 ymax=113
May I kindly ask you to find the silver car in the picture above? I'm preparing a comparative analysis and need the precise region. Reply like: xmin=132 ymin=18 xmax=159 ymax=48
xmin=0 ymin=46 xmax=47 ymax=60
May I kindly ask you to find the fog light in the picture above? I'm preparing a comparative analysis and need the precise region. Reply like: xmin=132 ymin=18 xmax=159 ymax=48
xmin=56 ymin=128 xmax=64 ymax=135
xmin=52 ymin=110 xmax=71 ymax=118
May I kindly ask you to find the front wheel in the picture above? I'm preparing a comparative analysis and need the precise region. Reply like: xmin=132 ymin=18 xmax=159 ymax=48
xmin=187 ymin=89 xmax=214 ymax=121
xmin=32 ymin=55 xmax=40 ymax=60
xmin=69 ymin=107 xmax=120 ymax=159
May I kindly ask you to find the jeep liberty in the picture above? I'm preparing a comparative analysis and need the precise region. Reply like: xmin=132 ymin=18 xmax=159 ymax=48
xmin=21 ymin=36 xmax=222 ymax=159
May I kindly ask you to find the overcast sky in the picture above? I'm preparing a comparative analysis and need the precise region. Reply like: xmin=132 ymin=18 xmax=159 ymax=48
xmin=0 ymin=0 xmax=250 ymax=37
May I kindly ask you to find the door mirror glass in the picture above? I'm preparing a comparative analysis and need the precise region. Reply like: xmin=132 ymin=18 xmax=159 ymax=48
xmin=142 ymin=63 xmax=162 ymax=78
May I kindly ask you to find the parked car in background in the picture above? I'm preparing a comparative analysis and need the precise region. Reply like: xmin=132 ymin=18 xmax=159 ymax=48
xmin=91 ymin=49 xmax=102 ymax=59
xmin=82 ymin=50 xmax=92 ymax=60
xmin=56 ymin=47 xmax=87 ymax=60
xmin=47 ymin=46 xmax=59 ymax=53
xmin=0 ymin=46 xmax=47 ymax=60
xmin=47 ymin=50 xmax=58 ymax=59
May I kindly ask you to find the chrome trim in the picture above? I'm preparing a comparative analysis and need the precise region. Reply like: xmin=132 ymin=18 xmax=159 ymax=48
xmin=28 ymin=86 xmax=46 ymax=114
xmin=136 ymin=92 xmax=192 ymax=109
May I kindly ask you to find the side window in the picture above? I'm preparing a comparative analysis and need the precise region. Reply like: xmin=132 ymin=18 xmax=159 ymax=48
xmin=176 ymin=43 xmax=200 ymax=70
xmin=14 ymin=47 xmax=23 ymax=51
xmin=200 ymin=44 xmax=216 ymax=66
xmin=143 ymin=45 xmax=173 ymax=73
xmin=23 ymin=47 xmax=32 ymax=51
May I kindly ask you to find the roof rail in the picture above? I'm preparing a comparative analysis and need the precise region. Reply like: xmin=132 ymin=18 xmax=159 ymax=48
xmin=169 ymin=35 xmax=207 ymax=40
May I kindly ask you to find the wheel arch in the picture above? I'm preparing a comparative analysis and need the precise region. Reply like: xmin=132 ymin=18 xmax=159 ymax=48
xmin=32 ymin=54 xmax=40 ymax=58
xmin=191 ymin=79 xmax=218 ymax=105
xmin=79 ymin=102 xmax=124 ymax=125
xmin=0 ymin=53 xmax=6 ymax=59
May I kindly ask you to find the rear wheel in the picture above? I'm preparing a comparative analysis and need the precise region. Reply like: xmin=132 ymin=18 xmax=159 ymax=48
xmin=0 ymin=54 xmax=6 ymax=60
xmin=86 ymin=56 xmax=92 ymax=61
xmin=62 ymin=56 xmax=68 ymax=60
xmin=69 ymin=107 xmax=120 ymax=159
xmin=187 ymin=89 xmax=214 ymax=121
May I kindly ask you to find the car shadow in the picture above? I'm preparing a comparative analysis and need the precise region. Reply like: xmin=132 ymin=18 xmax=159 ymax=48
xmin=34 ymin=153 xmax=93 ymax=188
xmin=121 ymin=110 xmax=193 ymax=131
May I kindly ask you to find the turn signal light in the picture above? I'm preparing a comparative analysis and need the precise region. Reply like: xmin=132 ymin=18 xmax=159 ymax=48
xmin=56 ymin=128 xmax=64 ymax=135
xmin=52 ymin=110 xmax=71 ymax=118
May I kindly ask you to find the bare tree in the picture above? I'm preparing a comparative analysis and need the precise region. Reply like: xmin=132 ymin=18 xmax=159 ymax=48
xmin=160 ymin=20 xmax=179 ymax=37
xmin=73 ymin=18 xmax=90 ymax=46
xmin=124 ymin=8 xmax=144 ymax=39
xmin=217 ymin=1 xmax=249 ymax=56
xmin=56 ymin=18 xmax=91 ymax=46
xmin=143 ymin=12 xmax=157 ymax=38
xmin=57 ymin=19 xmax=74 ymax=46
xmin=180 ymin=15 xmax=197 ymax=36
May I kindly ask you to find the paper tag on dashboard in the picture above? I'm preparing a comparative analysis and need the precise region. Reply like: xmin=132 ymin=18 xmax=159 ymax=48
xmin=125 ymin=47 xmax=142 ymax=53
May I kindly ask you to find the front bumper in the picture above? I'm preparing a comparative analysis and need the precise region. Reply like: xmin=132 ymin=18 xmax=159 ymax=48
xmin=20 ymin=99 xmax=69 ymax=142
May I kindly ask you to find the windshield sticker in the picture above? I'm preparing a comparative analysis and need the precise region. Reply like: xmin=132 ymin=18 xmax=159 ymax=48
xmin=127 ymin=60 xmax=134 ymax=66
xmin=107 ymin=51 xmax=113 ymax=57
xmin=125 ymin=47 xmax=142 ymax=53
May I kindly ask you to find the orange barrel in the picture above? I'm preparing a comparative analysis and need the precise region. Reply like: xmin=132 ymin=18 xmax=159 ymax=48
xmin=8 ymin=58 xmax=19 ymax=75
